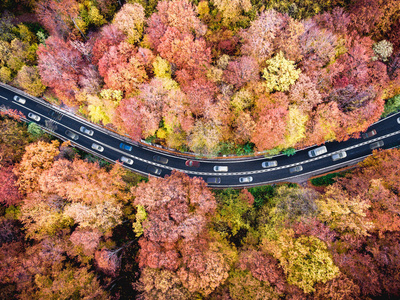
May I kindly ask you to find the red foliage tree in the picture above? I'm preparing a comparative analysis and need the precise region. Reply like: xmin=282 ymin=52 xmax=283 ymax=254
xmin=37 ymin=36 xmax=84 ymax=105
xmin=0 ymin=165 xmax=21 ymax=206
xmin=223 ymin=56 xmax=260 ymax=89
xmin=91 ymin=24 xmax=125 ymax=66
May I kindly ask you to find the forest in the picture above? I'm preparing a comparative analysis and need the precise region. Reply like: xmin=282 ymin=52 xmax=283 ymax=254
xmin=1 ymin=0 xmax=400 ymax=299
xmin=1 ymin=111 xmax=400 ymax=299
xmin=0 ymin=0 xmax=399 ymax=155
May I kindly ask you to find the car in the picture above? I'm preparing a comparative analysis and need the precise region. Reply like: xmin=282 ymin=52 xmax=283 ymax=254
xmin=362 ymin=129 xmax=377 ymax=139
xmin=308 ymin=146 xmax=327 ymax=158
xmin=239 ymin=176 xmax=253 ymax=183
xmin=370 ymin=140 xmax=384 ymax=150
xmin=120 ymin=142 xmax=133 ymax=151
xmin=213 ymin=165 xmax=228 ymax=172
xmin=65 ymin=130 xmax=79 ymax=141
xmin=80 ymin=126 xmax=94 ymax=136
xmin=262 ymin=160 xmax=278 ymax=168
xmin=120 ymin=156 xmax=134 ymax=165
xmin=185 ymin=160 xmax=200 ymax=167
xmin=153 ymin=155 xmax=168 ymax=164
xmin=91 ymin=143 xmax=104 ymax=152
xmin=332 ymin=151 xmax=347 ymax=161
xmin=206 ymin=177 xmax=221 ymax=184
xmin=27 ymin=112 xmax=40 ymax=121
xmin=147 ymin=165 xmax=162 ymax=175
xmin=13 ymin=95 xmax=26 ymax=104
xmin=289 ymin=165 xmax=303 ymax=173
xmin=397 ymin=117 xmax=400 ymax=124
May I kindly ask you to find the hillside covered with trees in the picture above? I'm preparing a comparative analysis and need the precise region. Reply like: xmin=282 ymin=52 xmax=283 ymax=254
xmin=0 ymin=0 xmax=399 ymax=155
xmin=1 ymin=112 xmax=400 ymax=299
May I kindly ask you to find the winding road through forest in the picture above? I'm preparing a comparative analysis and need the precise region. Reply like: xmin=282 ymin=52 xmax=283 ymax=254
xmin=1 ymin=82 xmax=400 ymax=188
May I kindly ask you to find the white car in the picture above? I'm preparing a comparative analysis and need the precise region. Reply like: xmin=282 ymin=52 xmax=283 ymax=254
xmin=121 ymin=156 xmax=133 ymax=165
xmin=332 ymin=151 xmax=347 ymax=161
xmin=308 ymin=146 xmax=327 ymax=158
xmin=262 ymin=161 xmax=278 ymax=168
xmin=80 ymin=126 xmax=94 ymax=136
xmin=397 ymin=117 xmax=400 ymax=124
xmin=13 ymin=95 xmax=26 ymax=104
xmin=91 ymin=143 xmax=104 ymax=152
xmin=27 ymin=112 xmax=40 ymax=121
xmin=239 ymin=176 xmax=253 ymax=183
xmin=213 ymin=165 xmax=228 ymax=172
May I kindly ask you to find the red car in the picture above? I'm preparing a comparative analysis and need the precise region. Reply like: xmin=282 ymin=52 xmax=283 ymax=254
xmin=185 ymin=160 xmax=200 ymax=167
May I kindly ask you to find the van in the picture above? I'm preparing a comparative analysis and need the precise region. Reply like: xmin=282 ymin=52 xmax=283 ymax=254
xmin=308 ymin=146 xmax=327 ymax=158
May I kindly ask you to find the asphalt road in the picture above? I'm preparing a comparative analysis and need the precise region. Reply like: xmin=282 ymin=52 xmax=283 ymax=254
xmin=1 ymin=83 xmax=400 ymax=188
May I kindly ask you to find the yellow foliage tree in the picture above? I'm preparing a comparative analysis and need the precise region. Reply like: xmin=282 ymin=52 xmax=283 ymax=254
xmin=153 ymin=56 xmax=172 ymax=79
xmin=262 ymin=51 xmax=301 ymax=92
xmin=284 ymin=105 xmax=308 ymax=148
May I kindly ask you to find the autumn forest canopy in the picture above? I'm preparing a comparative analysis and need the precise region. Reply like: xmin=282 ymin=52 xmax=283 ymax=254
xmin=0 ymin=0 xmax=399 ymax=155
xmin=1 ymin=0 xmax=400 ymax=299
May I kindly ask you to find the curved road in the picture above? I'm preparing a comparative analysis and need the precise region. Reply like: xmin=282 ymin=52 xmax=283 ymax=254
xmin=1 ymin=83 xmax=400 ymax=188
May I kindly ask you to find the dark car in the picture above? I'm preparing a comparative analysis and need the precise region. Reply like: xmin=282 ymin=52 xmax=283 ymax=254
xmin=65 ymin=130 xmax=79 ymax=141
xmin=153 ymin=155 xmax=168 ymax=164
xmin=119 ymin=142 xmax=133 ymax=151
xmin=147 ymin=165 xmax=162 ymax=175
xmin=185 ymin=160 xmax=200 ymax=167
xmin=370 ymin=140 xmax=384 ymax=150
xmin=362 ymin=129 xmax=377 ymax=139
xmin=206 ymin=177 xmax=221 ymax=184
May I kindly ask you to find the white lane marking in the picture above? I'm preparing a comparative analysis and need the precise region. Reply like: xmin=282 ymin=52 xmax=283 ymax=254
xmin=0 ymin=95 xmax=7 ymax=100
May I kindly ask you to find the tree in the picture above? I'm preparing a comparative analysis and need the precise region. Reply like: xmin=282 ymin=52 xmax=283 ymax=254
xmin=240 ymin=10 xmax=285 ymax=63
xmin=187 ymin=119 xmax=222 ymax=155
xmin=0 ymin=166 xmax=21 ymax=206
xmin=145 ymin=0 xmax=207 ymax=50
xmin=91 ymin=24 xmax=125 ymax=65
xmin=212 ymin=0 xmax=252 ymax=26
xmin=317 ymin=184 xmax=374 ymax=237
xmin=263 ymin=229 xmax=340 ymax=293
xmin=16 ymin=140 xmax=60 ymax=194
xmin=37 ymin=36 xmax=84 ymax=104
xmin=35 ymin=0 xmax=87 ymax=39
xmin=223 ymin=56 xmax=260 ymax=89
xmin=112 ymin=3 xmax=145 ymax=44
xmin=251 ymin=94 xmax=289 ymax=151
xmin=114 ymin=97 xmax=145 ymax=141
xmin=98 ymin=41 xmax=149 ymax=94
xmin=289 ymin=74 xmax=322 ymax=112
xmin=313 ymin=273 xmax=361 ymax=300
xmin=15 ymin=66 xmax=46 ymax=97
xmin=262 ymin=51 xmax=301 ymax=92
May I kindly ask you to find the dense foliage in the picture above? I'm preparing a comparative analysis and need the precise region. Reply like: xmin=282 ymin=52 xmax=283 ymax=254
xmin=0 ymin=0 xmax=399 ymax=155
xmin=1 ymin=115 xmax=400 ymax=299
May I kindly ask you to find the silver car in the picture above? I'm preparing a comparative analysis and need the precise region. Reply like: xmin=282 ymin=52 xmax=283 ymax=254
xmin=27 ymin=112 xmax=40 ymax=121
xmin=332 ymin=151 xmax=347 ymax=161
xmin=91 ymin=143 xmax=104 ymax=152
xmin=121 ymin=156 xmax=134 ymax=165
xmin=213 ymin=165 xmax=228 ymax=172
xmin=239 ymin=176 xmax=253 ymax=183
xmin=262 ymin=160 xmax=278 ymax=168
xmin=370 ymin=140 xmax=384 ymax=150
xmin=80 ymin=126 xmax=94 ymax=136
xmin=289 ymin=165 xmax=303 ymax=173
xmin=65 ymin=130 xmax=79 ymax=141
xmin=13 ymin=95 xmax=26 ymax=104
